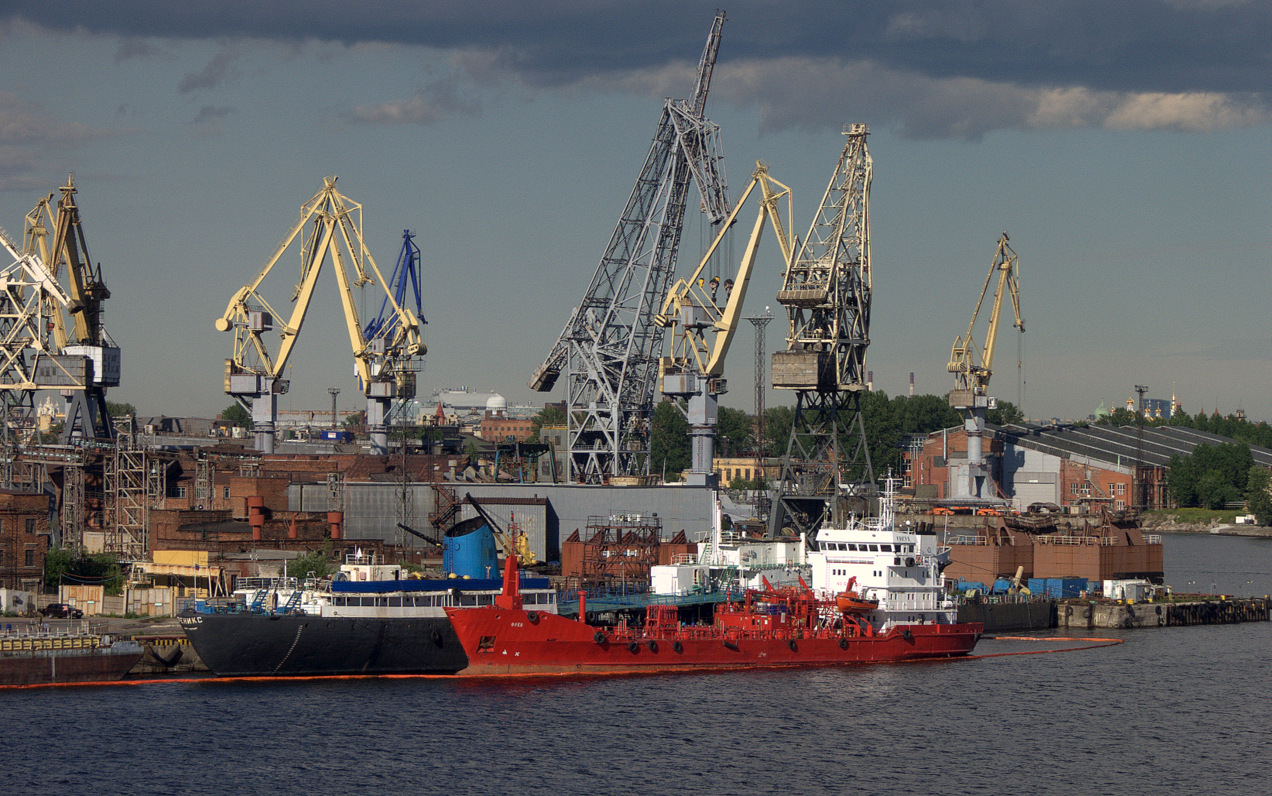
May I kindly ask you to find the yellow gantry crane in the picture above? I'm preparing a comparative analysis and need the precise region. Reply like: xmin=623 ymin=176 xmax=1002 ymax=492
xmin=215 ymin=177 xmax=425 ymax=454
xmin=946 ymin=233 xmax=1023 ymax=501
xmin=654 ymin=162 xmax=795 ymax=485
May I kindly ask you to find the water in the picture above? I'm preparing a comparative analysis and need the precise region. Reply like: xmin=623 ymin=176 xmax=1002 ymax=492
xmin=3 ymin=534 xmax=1269 ymax=796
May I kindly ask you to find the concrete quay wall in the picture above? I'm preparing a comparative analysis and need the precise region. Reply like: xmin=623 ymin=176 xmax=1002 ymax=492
xmin=1057 ymin=597 xmax=1269 ymax=630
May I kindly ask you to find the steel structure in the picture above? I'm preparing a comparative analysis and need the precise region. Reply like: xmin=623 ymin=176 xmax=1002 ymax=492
xmin=656 ymin=163 xmax=793 ymax=486
xmin=23 ymin=177 xmax=119 ymax=442
xmin=769 ymin=124 xmax=875 ymax=536
xmin=0 ymin=177 xmax=118 ymax=444
xmin=529 ymin=12 xmax=730 ymax=483
xmin=216 ymin=177 xmax=425 ymax=455
xmin=367 ymin=230 xmax=427 ymax=426
xmin=946 ymin=233 xmax=1023 ymax=501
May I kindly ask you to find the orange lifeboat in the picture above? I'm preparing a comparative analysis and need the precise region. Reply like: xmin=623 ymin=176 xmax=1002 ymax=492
xmin=836 ymin=590 xmax=878 ymax=615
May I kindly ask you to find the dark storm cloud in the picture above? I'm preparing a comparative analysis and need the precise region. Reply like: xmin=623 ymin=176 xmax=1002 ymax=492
xmin=3 ymin=1 xmax=1268 ymax=137
xmin=4 ymin=1 xmax=1268 ymax=93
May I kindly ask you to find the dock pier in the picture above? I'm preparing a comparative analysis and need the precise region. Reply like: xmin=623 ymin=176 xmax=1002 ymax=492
xmin=1056 ymin=597 xmax=1270 ymax=630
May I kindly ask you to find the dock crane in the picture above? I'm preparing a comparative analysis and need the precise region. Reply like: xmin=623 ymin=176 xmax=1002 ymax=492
xmin=946 ymin=233 xmax=1023 ymax=501
xmin=21 ymin=175 xmax=120 ymax=441
xmin=654 ymin=162 xmax=794 ymax=486
xmin=215 ymin=177 xmax=425 ymax=454
xmin=365 ymin=230 xmax=427 ymax=426
xmin=768 ymin=125 xmax=874 ymax=537
xmin=528 ymin=12 xmax=730 ymax=483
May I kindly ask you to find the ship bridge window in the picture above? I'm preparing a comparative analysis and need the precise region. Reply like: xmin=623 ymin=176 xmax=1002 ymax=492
xmin=880 ymin=544 xmax=893 ymax=552
xmin=869 ymin=544 xmax=879 ymax=552
xmin=848 ymin=544 xmax=859 ymax=551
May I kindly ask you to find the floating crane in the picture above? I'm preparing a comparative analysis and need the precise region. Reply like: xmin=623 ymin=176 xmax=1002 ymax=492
xmin=946 ymin=233 xmax=1023 ymax=501
xmin=529 ymin=12 xmax=731 ymax=483
xmin=20 ymin=176 xmax=120 ymax=442
xmin=215 ymin=177 xmax=425 ymax=454
xmin=769 ymin=125 xmax=875 ymax=537
xmin=655 ymin=162 xmax=794 ymax=486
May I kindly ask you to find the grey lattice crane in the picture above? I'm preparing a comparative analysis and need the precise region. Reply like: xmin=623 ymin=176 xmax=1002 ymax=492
xmin=769 ymin=124 xmax=875 ymax=536
xmin=528 ymin=12 xmax=731 ymax=483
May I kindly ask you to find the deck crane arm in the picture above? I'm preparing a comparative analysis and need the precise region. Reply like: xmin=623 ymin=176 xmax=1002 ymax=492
xmin=215 ymin=176 xmax=425 ymax=454
xmin=947 ymin=233 xmax=1023 ymax=396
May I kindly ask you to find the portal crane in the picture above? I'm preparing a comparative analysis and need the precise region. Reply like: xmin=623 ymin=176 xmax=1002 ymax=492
xmin=21 ymin=176 xmax=119 ymax=441
xmin=215 ymin=177 xmax=425 ymax=454
xmin=528 ymin=12 xmax=730 ymax=483
xmin=946 ymin=233 xmax=1023 ymax=501
xmin=365 ymin=230 xmax=427 ymax=426
xmin=655 ymin=163 xmax=794 ymax=486
xmin=769 ymin=125 xmax=875 ymax=537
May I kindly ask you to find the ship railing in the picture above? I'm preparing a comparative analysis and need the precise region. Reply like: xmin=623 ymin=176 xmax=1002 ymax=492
xmin=1037 ymin=534 xmax=1117 ymax=546
xmin=0 ymin=619 xmax=101 ymax=639
xmin=946 ymin=535 xmax=987 ymax=545
xmin=1143 ymin=534 xmax=1162 ymax=544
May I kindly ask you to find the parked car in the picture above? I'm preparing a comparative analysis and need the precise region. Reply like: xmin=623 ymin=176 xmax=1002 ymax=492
xmin=40 ymin=603 xmax=83 ymax=619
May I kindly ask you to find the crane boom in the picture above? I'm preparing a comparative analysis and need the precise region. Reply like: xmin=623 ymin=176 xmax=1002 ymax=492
xmin=655 ymin=162 xmax=794 ymax=486
xmin=948 ymin=233 xmax=1023 ymax=396
xmin=527 ymin=12 xmax=731 ymax=483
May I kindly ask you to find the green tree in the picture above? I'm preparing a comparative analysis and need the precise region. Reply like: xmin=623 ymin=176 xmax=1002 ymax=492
xmin=106 ymin=401 xmax=136 ymax=418
xmin=44 ymin=549 xmax=124 ymax=595
xmin=287 ymin=549 xmax=337 ymax=580
xmin=986 ymin=400 xmax=1024 ymax=426
xmin=530 ymin=404 xmax=567 ymax=442
xmin=1246 ymin=467 xmax=1272 ymax=525
xmin=715 ymin=406 xmax=754 ymax=457
xmin=1166 ymin=442 xmax=1253 ymax=508
xmin=650 ymin=400 xmax=690 ymax=481
xmin=761 ymin=405 xmax=795 ymax=456
xmin=220 ymin=403 xmax=250 ymax=428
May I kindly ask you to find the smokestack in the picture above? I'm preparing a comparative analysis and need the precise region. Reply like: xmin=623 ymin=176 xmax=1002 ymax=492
xmin=867 ymin=371 xmax=873 ymax=391
xmin=909 ymin=372 xmax=914 ymax=397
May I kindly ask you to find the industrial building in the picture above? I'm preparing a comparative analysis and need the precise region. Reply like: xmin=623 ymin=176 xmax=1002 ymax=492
xmin=905 ymin=422 xmax=1272 ymax=512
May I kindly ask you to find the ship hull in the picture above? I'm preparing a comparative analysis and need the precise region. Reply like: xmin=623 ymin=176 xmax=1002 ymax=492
xmin=446 ymin=607 xmax=983 ymax=677
xmin=178 ymin=612 xmax=468 ymax=677
xmin=0 ymin=642 xmax=144 ymax=687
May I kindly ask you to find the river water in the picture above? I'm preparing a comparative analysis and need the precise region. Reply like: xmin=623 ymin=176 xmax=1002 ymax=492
xmin=3 ymin=533 xmax=1269 ymax=796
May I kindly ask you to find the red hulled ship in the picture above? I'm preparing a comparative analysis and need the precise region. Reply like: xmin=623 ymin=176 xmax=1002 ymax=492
xmin=447 ymin=477 xmax=983 ymax=677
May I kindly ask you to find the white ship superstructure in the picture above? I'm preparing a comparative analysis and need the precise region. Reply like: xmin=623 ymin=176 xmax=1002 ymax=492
xmin=809 ymin=478 xmax=956 ymax=630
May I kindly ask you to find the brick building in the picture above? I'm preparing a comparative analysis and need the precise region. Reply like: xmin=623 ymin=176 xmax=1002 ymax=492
xmin=0 ymin=490 xmax=51 ymax=590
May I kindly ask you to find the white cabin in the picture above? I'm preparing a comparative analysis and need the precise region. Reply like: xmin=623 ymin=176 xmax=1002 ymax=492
xmin=808 ymin=478 xmax=957 ymax=630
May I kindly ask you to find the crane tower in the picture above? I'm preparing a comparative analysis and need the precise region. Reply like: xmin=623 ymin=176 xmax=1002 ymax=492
xmin=528 ymin=12 xmax=731 ymax=483
xmin=216 ymin=177 xmax=425 ymax=454
xmin=769 ymin=125 xmax=875 ymax=536
xmin=946 ymin=233 xmax=1023 ymax=501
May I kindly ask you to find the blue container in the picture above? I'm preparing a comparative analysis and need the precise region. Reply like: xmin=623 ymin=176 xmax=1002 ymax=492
xmin=1057 ymin=578 xmax=1087 ymax=598
xmin=1027 ymin=578 xmax=1046 ymax=594
xmin=442 ymin=516 xmax=500 ymax=579
xmin=991 ymin=579 xmax=1013 ymax=594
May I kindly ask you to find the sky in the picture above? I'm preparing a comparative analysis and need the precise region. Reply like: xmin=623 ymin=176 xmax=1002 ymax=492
xmin=0 ymin=1 xmax=1268 ymax=425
